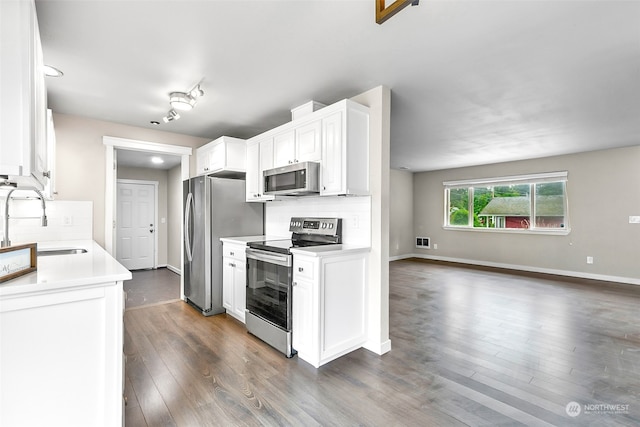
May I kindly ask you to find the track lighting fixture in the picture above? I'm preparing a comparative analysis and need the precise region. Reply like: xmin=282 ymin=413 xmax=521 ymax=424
xmin=155 ymin=82 xmax=204 ymax=125
xmin=162 ymin=109 xmax=180 ymax=123
xmin=169 ymin=84 xmax=204 ymax=111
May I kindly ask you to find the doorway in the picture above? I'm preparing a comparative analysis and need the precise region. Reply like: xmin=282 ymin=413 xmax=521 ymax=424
xmin=103 ymin=136 xmax=192 ymax=298
xmin=116 ymin=180 xmax=157 ymax=270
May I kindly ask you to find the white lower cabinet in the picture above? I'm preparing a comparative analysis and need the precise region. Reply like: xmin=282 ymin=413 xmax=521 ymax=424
xmin=0 ymin=281 xmax=124 ymax=427
xmin=292 ymin=250 xmax=368 ymax=368
xmin=222 ymin=242 xmax=247 ymax=323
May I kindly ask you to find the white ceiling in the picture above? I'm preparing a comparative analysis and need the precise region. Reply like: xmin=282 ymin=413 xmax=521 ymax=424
xmin=116 ymin=149 xmax=182 ymax=170
xmin=35 ymin=0 xmax=640 ymax=172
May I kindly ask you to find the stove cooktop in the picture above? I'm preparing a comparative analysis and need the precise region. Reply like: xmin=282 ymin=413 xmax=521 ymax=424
xmin=248 ymin=217 xmax=343 ymax=254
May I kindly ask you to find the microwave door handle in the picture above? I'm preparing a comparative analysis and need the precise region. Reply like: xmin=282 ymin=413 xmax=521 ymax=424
xmin=184 ymin=192 xmax=194 ymax=262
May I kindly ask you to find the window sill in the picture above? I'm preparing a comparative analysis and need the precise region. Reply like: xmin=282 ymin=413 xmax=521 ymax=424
xmin=442 ymin=226 xmax=571 ymax=236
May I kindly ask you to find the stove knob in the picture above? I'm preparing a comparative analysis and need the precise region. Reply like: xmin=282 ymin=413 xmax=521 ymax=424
xmin=329 ymin=223 xmax=334 ymax=229
xmin=322 ymin=223 xmax=327 ymax=229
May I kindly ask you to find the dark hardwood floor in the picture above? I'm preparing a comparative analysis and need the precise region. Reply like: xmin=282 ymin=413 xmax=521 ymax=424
xmin=124 ymin=259 xmax=640 ymax=426
xmin=124 ymin=268 xmax=181 ymax=309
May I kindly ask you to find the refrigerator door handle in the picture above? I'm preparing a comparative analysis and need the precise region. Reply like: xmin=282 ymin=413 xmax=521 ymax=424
xmin=184 ymin=192 xmax=194 ymax=262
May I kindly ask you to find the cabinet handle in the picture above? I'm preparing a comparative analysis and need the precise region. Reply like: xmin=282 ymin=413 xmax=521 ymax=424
xmin=323 ymin=186 xmax=326 ymax=191
xmin=294 ymin=159 xmax=298 ymax=163
xmin=43 ymin=171 xmax=51 ymax=178
xmin=229 ymin=262 xmax=235 ymax=267
xmin=230 ymin=251 xmax=235 ymax=256
xmin=298 ymin=267 xmax=304 ymax=272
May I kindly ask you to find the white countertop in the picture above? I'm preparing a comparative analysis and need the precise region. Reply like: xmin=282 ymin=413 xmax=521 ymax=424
xmin=0 ymin=240 xmax=131 ymax=298
xmin=290 ymin=244 xmax=371 ymax=257
xmin=219 ymin=235 xmax=287 ymax=245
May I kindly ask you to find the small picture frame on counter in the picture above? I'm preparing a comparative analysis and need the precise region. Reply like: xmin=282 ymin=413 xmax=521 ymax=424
xmin=0 ymin=243 xmax=37 ymax=284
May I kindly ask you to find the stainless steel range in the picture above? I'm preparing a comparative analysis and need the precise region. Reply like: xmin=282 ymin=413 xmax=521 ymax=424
xmin=245 ymin=217 xmax=342 ymax=357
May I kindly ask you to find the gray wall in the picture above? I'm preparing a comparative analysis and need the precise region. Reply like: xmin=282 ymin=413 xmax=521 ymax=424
xmin=53 ymin=112 xmax=208 ymax=248
xmin=389 ymin=169 xmax=414 ymax=259
xmin=412 ymin=145 xmax=640 ymax=283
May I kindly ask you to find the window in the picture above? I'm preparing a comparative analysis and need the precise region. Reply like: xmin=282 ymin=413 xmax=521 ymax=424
xmin=444 ymin=172 xmax=569 ymax=233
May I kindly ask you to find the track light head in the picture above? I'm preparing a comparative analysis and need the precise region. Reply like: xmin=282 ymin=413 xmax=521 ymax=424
xmin=162 ymin=109 xmax=180 ymax=123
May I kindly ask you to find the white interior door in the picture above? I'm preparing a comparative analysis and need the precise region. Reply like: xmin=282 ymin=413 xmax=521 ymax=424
xmin=116 ymin=181 xmax=156 ymax=270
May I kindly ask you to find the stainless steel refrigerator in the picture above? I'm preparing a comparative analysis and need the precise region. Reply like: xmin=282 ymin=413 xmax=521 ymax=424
xmin=183 ymin=176 xmax=263 ymax=316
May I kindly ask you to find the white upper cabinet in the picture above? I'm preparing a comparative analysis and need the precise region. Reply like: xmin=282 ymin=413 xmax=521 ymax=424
xmin=195 ymin=136 xmax=246 ymax=178
xmin=273 ymin=129 xmax=295 ymax=167
xmin=295 ymin=119 xmax=322 ymax=163
xmin=0 ymin=0 xmax=51 ymax=191
xmin=320 ymin=100 xmax=369 ymax=196
xmin=245 ymin=98 xmax=369 ymax=201
xmin=245 ymin=137 xmax=274 ymax=202
xmin=273 ymin=118 xmax=322 ymax=168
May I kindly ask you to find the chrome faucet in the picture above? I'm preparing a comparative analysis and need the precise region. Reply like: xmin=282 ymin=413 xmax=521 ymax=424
xmin=1 ymin=189 xmax=48 ymax=248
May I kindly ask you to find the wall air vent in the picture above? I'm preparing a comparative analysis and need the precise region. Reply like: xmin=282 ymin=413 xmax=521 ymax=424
xmin=415 ymin=237 xmax=430 ymax=249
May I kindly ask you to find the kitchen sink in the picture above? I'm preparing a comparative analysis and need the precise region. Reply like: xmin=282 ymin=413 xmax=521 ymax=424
xmin=37 ymin=248 xmax=88 ymax=257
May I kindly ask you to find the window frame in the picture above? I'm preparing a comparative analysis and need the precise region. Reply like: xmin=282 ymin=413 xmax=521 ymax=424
xmin=443 ymin=171 xmax=570 ymax=235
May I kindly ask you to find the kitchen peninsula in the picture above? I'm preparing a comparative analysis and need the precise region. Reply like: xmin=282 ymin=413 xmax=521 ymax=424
xmin=0 ymin=240 xmax=131 ymax=427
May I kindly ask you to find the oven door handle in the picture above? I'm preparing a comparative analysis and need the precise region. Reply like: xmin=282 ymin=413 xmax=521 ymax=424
xmin=246 ymin=248 xmax=292 ymax=267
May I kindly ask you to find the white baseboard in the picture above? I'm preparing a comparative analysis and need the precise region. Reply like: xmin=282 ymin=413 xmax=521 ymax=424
xmin=389 ymin=254 xmax=414 ymax=261
xmin=408 ymin=254 xmax=640 ymax=286
xmin=363 ymin=339 xmax=392 ymax=355
xmin=166 ymin=264 xmax=181 ymax=275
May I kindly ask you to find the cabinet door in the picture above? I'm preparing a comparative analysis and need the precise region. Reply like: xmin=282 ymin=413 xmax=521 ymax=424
xmin=295 ymin=119 xmax=322 ymax=163
xmin=320 ymin=111 xmax=344 ymax=195
xmin=196 ymin=143 xmax=216 ymax=175
xmin=273 ymin=129 xmax=295 ymax=167
xmin=232 ymin=261 xmax=246 ymax=322
xmin=245 ymin=141 xmax=260 ymax=200
xmin=209 ymin=142 xmax=225 ymax=172
xmin=292 ymin=278 xmax=314 ymax=356
xmin=32 ymin=17 xmax=48 ymax=187
xmin=222 ymin=258 xmax=234 ymax=311
xmin=0 ymin=0 xmax=48 ymax=189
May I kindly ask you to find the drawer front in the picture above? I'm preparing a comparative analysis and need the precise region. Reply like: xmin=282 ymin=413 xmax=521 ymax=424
xmin=294 ymin=258 xmax=314 ymax=281
xmin=223 ymin=244 xmax=246 ymax=261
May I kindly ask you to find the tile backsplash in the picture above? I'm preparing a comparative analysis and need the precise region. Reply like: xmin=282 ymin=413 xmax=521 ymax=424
xmin=265 ymin=196 xmax=371 ymax=246
xmin=0 ymin=198 xmax=92 ymax=244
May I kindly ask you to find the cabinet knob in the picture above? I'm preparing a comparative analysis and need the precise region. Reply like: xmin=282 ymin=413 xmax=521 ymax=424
xmin=229 ymin=262 xmax=235 ymax=267
xmin=230 ymin=252 xmax=234 ymax=256
xmin=293 ymin=281 xmax=297 ymax=286
xmin=42 ymin=171 xmax=51 ymax=178
xmin=298 ymin=267 xmax=304 ymax=272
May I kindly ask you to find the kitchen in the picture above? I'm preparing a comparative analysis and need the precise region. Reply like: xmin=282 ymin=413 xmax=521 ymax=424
xmin=2 ymin=0 xmax=640 ymax=426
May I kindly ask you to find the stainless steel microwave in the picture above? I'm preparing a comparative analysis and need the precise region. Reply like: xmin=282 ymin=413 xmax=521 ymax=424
xmin=263 ymin=161 xmax=320 ymax=196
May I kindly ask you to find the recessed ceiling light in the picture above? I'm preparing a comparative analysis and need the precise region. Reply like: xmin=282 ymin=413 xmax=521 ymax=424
xmin=43 ymin=65 xmax=64 ymax=77
xmin=151 ymin=156 xmax=164 ymax=164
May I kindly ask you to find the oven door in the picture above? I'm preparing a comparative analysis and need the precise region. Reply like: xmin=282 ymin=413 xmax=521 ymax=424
xmin=245 ymin=248 xmax=293 ymax=331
